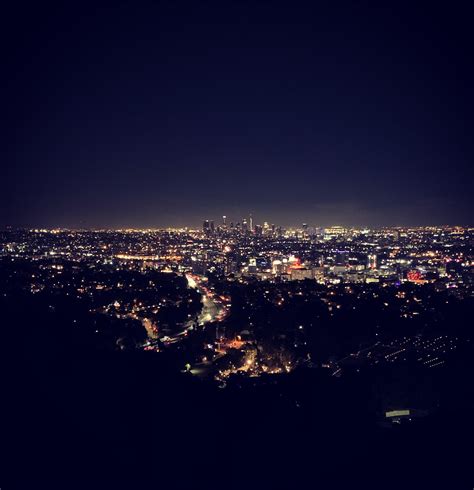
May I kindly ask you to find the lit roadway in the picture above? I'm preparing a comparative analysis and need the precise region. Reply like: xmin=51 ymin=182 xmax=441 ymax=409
xmin=184 ymin=273 xmax=228 ymax=327
xmin=153 ymin=274 xmax=228 ymax=347
xmin=140 ymin=273 xmax=228 ymax=354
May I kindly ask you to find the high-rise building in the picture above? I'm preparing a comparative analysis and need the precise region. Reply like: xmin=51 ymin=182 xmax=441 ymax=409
xmin=302 ymin=223 xmax=309 ymax=238
xmin=210 ymin=220 xmax=215 ymax=233
xmin=203 ymin=220 xmax=210 ymax=234
xmin=249 ymin=214 xmax=253 ymax=232
xmin=367 ymin=254 xmax=377 ymax=269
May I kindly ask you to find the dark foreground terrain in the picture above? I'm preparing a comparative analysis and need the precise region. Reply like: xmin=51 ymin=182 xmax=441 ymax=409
xmin=2 ymin=290 xmax=473 ymax=490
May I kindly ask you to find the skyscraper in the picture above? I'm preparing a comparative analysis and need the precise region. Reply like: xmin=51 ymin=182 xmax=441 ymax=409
xmin=367 ymin=254 xmax=377 ymax=269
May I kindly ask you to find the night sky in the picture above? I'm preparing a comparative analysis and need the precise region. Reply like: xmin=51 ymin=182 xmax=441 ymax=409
xmin=5 ymin=1 xmax=473 ymax=228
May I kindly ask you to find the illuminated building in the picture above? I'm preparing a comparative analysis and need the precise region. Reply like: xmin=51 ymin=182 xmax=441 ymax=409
xmin=366 ymin=277 xmax=379 ymax=283
xmin=312 ymin=266 xmax=325 ymax=282
xmin=332 ymin=265 xmax=346 ymax=275
xmin=272 ymin=259 xmax=285 ymax=275
xmin=325 ymin=226 xmax=346 ymax=238
xmin=290 ymin=267 xmax=313 ymax=281
xmin=407 ymin=270 xmax=424 ymax=283
xmin=248 ymin=258 xmax=257 ymax=274
xmin=367 ymin=254 xmax=377 ymax=269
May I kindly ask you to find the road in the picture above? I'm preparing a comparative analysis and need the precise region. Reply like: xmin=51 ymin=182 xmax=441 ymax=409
xmin=141 ymin=273 xmax=229 ymax=352
xmin=158 ymin=274 xmax=228 ymax=345
xmin=185 ymin=273 xmax=228 ymax=325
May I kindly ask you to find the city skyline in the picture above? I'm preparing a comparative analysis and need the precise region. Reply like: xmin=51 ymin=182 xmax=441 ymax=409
xmin=4 ymin=217 xmax=473 ymax=231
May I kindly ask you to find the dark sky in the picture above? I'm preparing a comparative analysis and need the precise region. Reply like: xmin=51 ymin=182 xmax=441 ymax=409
xmin=5 ymin=1 xmax=473 ymax=228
